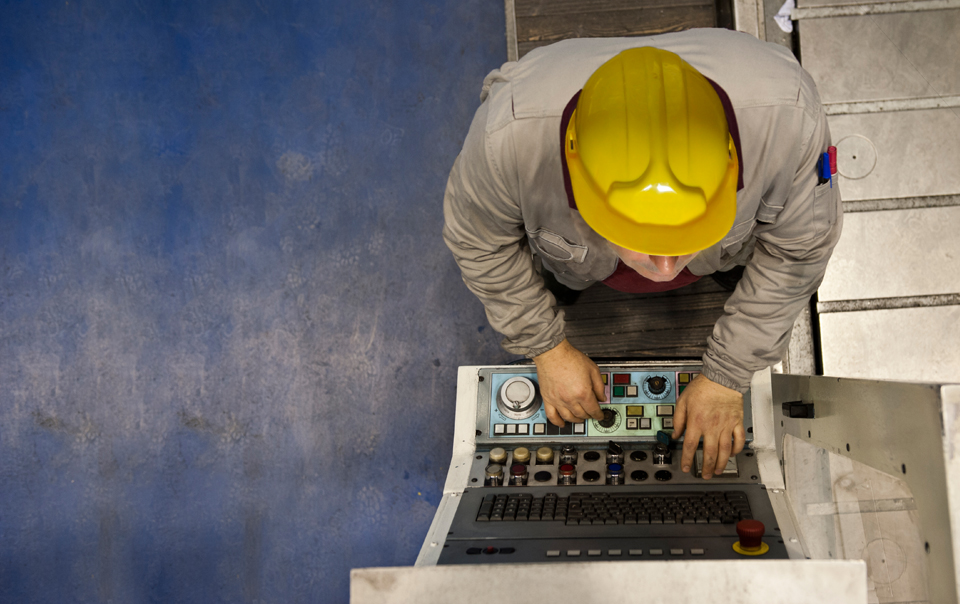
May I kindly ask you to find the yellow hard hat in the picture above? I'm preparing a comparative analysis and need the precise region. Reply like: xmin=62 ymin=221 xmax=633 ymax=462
xmin=565 ymin=47 xmax=738 ymax=256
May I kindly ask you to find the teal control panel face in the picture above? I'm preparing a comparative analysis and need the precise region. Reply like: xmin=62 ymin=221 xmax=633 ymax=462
xmin=486 ymin=367 xmax=702 ymax=439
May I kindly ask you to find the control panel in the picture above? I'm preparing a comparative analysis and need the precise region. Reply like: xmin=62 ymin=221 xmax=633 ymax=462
xmin=428 ymin=362 xmax=784 ymax=565
xmin=479 ymin=363 xmax=752 ymax=443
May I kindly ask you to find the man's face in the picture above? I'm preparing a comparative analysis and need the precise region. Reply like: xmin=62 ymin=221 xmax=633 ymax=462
xmin=606 ymin=241 xmax=699 ymax=282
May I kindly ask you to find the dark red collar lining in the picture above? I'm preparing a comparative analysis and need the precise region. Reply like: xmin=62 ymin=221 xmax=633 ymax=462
xmin=560 ymin=78 xmax=744 ymax=210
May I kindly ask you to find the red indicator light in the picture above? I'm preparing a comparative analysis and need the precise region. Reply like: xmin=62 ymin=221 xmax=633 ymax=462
xmin=613 ymin=373 xmax=630 ymax=384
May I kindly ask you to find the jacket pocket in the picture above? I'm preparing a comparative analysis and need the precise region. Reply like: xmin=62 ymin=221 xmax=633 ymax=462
xmin=756 ymin=197 xmax=785 ymax=225
xmin=720 ymin=218 xmax=754 ymax=255
xmin=526 ymin=228 xmax=588 ymax=264
xmin=813 ymin=180 xmax=839 ymax=237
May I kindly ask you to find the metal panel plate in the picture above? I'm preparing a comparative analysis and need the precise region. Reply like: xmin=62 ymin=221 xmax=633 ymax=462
xmin=818 ymin=206 xmax=960 ymax=301
xmin=797 ymin=0 xmax=914 ymax=7
xmin=800 ymin=11 xmax=960 ymax=103
xmin=827 ymin=109 xmax=960 ymax=200
xmin=352 ymin=561 xmax=868 ymax=604
xmin=819 ymin=306 xmax=960 ymax=382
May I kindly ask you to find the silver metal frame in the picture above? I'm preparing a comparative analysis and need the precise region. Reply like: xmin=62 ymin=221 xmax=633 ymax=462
xmin=504 ymin=0 xmax=518 ymax=62
xmin=734 ymin=0 xmax=768 ymax=39
xmin=791 ymin=0 xmax=960 ymax=20
xmin=763 ymin=370 xmax=960 ymax=602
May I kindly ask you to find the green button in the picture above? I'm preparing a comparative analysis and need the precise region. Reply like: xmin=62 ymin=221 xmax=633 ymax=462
xmin=613 ymin=385 xmax=625 ymax=397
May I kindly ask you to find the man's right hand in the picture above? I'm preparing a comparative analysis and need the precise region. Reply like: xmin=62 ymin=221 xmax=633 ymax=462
xmin=533 ymin=339 xmax=606 ymax=427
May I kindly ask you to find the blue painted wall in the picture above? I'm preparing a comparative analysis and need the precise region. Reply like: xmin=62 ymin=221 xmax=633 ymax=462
xmin=0 ymin=1 xmax=511 ymax=601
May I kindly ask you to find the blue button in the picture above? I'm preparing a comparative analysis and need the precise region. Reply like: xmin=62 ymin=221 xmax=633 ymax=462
xmin=608 ymin=463 xmax=623 ymax=472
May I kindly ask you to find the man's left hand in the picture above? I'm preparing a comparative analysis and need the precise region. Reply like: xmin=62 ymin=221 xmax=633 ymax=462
xmin=671 ymin=374 xmax=745 ymax=479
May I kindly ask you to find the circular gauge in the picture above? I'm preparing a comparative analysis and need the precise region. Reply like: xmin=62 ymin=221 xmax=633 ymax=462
xmin=496 ymin=376 xmax=542 ymax=420
xmin=642 ymin=375 xmax=672 ymax=400
xmin=591 ymin=408 xmax=621 ymax=434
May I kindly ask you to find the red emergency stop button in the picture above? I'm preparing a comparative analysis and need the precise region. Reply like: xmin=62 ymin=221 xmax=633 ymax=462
xmin=732 ymin=519 xmax=769 ymax=556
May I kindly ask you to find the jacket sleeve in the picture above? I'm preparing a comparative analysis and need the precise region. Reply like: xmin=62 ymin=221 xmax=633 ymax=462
xmin=701 ymin=102 xmax=843 ymax=393
xmin=442 ymin=102 xmax=567 ymax=357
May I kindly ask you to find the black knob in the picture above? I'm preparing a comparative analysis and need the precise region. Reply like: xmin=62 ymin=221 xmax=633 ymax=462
xmin=606 ymin=441 xmax=624 ymax=464
xmin=646 ymin=376 xmax=667 ymax=395
xmin=599 ymin=408 xmax=618 ymax=428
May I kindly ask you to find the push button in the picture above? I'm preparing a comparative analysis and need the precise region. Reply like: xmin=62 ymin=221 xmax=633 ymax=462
xmin=546 ymin=550 xmax=560 ymax=557
xmin=613 ymin=373 xmax=630 ymax=384
xmin=567 ymin=550 xmax=581 ymax=557
xmin=670 ymin=548 xmax=684 ymax=556
xmin=534 ymin=423 xmax=546 ymax=435
xmin=573 ymin=423 xmax=585 ymax=435
xmin=639 ymin=418 xmax=651 ymax=429
xmin=691 ymin=549 xmax=705 ymax=556
xmin=608 ymin=549 xmax=622 ymax=556
xmin=662 ymin=418 xmax=674 ymax=429
xmin=626 ymin=385 xmax=638 ymax=397
xmin=626 ymin=418 xmax=638 ymax=430
xmin=494 ymin=424 xmax=505 ymax=435
xmin=506 ymin=424 xmax=517 ymax=434
xmin=649 ymin=549 xmax=663 ymax=556
xmin=656 ymin=405 xmax=674 ymax=417
xmin=588 ymin=549 xmax=601 ymax=557
xmin=518 ymin=424 xmax=529 ymax=435
xmin=629 ymin=549 xmax=643 ymax=556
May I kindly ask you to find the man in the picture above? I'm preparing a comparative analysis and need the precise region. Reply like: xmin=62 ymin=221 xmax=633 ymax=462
xmin=443 ymin=29 xmax=841 ymax=480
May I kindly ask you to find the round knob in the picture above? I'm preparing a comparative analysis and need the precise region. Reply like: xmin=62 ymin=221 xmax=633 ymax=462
xmin=496 ymin=376 xmax=542 ymax=420
xmin=736 ymin=520 xmax=765 ymax=549
xmin=558 ymin=463 xmax=577 ymax=485
xmin=485 ymin=463 xmax=503 ymax=478
xmin=606 ymin=463 xmax=624 ymax=485
xmin=646 ymin=376 xmax=667 ymax=395
xmin=513 ymin=447 xmax=530 ymax=464
xmin=489 ymin=447 xmax=507 ymax=464
xmin=536 ymin=446 xmax=554 ymax=464
xmin=599 ymin=408 xmax=617 ymax=428
xmin=509 ymin=463 xmax=528 ymax=486
xmin=642 ymin=376 xmax=672 ymax=400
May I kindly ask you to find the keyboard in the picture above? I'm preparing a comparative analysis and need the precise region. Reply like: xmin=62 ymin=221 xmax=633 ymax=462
xmin=476 ymin=491 xmax=753 ymax=525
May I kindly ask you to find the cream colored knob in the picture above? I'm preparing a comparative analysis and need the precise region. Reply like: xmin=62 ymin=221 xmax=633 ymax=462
xmin=536 ymin=447 xmax=554 ymax=464
xmin=490 ymin=447 xmax=507 ymax=464
xmin=513 ymin=447 xmax=530 ymax=464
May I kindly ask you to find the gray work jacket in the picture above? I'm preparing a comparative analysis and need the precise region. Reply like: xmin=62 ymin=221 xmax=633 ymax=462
xmin=442 ymin=29 xmax=842 ymax=393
